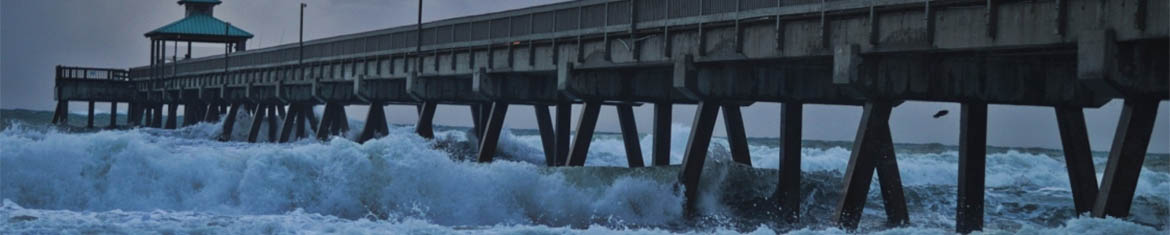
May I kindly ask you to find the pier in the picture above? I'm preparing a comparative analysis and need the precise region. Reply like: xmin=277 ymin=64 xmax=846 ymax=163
xmin=53 ymin=0 xmax=1167 ymax=233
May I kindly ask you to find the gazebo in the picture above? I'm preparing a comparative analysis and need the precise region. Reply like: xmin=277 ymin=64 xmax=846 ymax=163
xmin=145 ymin=0 xmax=252 ymax=79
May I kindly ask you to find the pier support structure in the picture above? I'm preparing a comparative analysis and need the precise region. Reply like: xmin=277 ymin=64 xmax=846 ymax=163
xmin=774 ymin=102 xmax=803 ymax=223
xmin=1093 ymin=99 xmax=1159 ymax=218
xmin=834 ymin=101 xmax=909 ymax=230
xmin=957 ymin=102 xmax=988 ymax=233
xmin=652 ymin=102 xmax=672 ymax=166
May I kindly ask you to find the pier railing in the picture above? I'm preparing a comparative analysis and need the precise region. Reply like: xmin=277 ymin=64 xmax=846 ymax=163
xmin=56 ymin=66 xmax=130 ymax=81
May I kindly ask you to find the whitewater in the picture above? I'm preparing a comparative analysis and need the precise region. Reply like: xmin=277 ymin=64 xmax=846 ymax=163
xmin=1 ymin=110 xmax=1167 ymax=234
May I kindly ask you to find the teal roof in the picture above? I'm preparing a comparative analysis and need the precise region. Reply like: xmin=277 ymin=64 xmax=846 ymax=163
xmin=178 ymin=0 xmax=221 ymax=5
xmin=145 ymin=13 xmax=252 ymax=39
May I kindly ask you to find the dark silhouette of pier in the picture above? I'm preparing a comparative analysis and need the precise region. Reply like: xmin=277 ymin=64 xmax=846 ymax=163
xmin=52 ymin=0 xmax=1168 ymax=233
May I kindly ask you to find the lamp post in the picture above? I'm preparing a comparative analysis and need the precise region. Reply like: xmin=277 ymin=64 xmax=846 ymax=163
xmin=415 ymin=0 xmax=422 ymax=73
xmin=300 ymin=3 xmax=307 ymax=81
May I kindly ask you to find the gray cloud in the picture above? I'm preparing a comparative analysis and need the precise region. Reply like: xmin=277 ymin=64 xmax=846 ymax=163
xmin=3 ymin=0 xmax=1167 ymax=153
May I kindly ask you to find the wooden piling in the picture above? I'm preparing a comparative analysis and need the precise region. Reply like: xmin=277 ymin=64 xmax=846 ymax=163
xmin=470 ymin=104 xmax=483 ymax=140
xmin=266 ymin=105 xmax=279 ymax=141
xmin=153 ymin=104 xmax=164 ymax=128
xmin=1093 ymin=99 xmax=1158 ymax=218
xmin=87 ymin=101 xmax=95 ymax=128
xmin=722 ymin=104 xmax=752 ymax=166
xmin=835 ymin=101 xmax=893 ymax=230
xmin=165 ymin=103 xmax=178 ymax=129
xmin=875 ymin=122 xmax=910 ymax=227
xmin=957 ymin=102 xmax=987 ymax=233
xmin=774 ymin=102 xmax=803 ymax=223
xmin=51 ymin=101 xmax=68 ymax=125
xmin=247 ymin=104 xmax=268 ymax=143
xmin=565 ymin=102 xmax=602 ymax=166
xmin=617 ymin=104 xmax=645 ymax=168
xmin=417 ymin=102 xmax=437 ymax=139
xmin=653 ymin=102 xmax=672 ymax=166
xmin=279 ymin=104 xmax=299 ymax=142
xmin=555 ymin=102 xmax=572 ymax=166
xmin=1055 ymin=106 xmax=1099 ymax=215
xmin=679 ymin=102 xmax=720 ymax=215
xmin=219 ymin=103 xmax=241 ymax=141
xmin=476 ymin=102 xmax=509 ymax=163
xmin=359 ymin=103 xmax=390 ymax=143
xmin=109 ymin=102 xmax=118 ymax=128
xmin=535 ymin=105 xmax=557 ymax=166
xmin=316 ymin=103 xmax=337 ymax=140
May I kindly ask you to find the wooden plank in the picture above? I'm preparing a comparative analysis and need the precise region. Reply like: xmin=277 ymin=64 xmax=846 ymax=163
xmin=1093 ymin=99 xmax=1159 ymax=218
xmin=566 ymin=102 xmax=602 ymax=166
xmin=617 ymin=104 xmax=645 ymax=168
xmin=1055 ymin=106 xmax=1099 ymax=215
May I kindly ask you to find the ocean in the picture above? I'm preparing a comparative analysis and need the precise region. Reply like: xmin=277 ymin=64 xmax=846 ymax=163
xmin=1 ymin=109 xmax=1167 ymax=234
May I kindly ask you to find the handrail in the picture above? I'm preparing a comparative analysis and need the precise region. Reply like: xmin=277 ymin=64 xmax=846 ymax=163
xmin=56 ymin=66 xmax=131 ymax=81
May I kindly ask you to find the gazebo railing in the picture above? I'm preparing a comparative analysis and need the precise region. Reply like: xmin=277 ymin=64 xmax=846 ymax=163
xmin=55 ymin=66 xmax=130 ymax=81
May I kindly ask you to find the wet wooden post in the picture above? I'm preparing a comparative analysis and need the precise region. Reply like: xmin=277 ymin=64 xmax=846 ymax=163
xmin=534 ymin=104 xmax=557 ymax=166
xmin=266 ymin=104 xmax=279 ymax=141
xmin=316 ymin=103 xmax=337 ymax=140
xmin=86 ymin=101 xmax=96 ymax=128
xmin=835 ymin=101 xmax=893 ymax=230
xmin=219 ymin=103 xmax=241 ymax=141
xmin=154 ymin=104 xmax=165 ymax=128
xmin=247 ymin=104 xmax=268 ymax=143
xmin=957 ymin=102 xmax=988 ymax=233
xmin=359 ymin=103 xmax=390 ymax=142
xmin=679 ymin=102 xmax=720 ymax=215
xmin=278 ymin=104 xmax=299 ymax=142
xmin=304 ymin=104 xmax=318 ymax=134
xmin=51 ymin=101 xmax=68 ymax=125
xmin=126 ymin=102 xmax=138 ymax=127
xmin=476 ymin=102 xmax=510 ymax=162
xmin=1093 ymin=99 xmax=1159 ymax=218
xmin=722 ymin=104 xmax=752 ymax=166
xmin=565 ymin=102 xmax=602 ymax=166
xmin=653 ymin=102 xmax=672 ymax=166
xmin=617 ymin=104 xmax=645 ymax=168
xmin=143 ymin=106 xmax=153 ymax=127
xmin=165 ymin=103 xmax=178 ymax=129
xmin=204 ymin=103 xmax=220 ymax=122
xmin=334 ymin=104 xmax=349 ymax=134
xmin=109 ymin=102 xmax=118 ymax=128
xmin=555 ymin=102 xmax=572 ymax=166
xmin=875 ymin=121 xmax=910 ymax=227
xmin=774 ymin=102 xmax=802 ymax=223
xmin=1055 ymin=106 xmax=1099 ymax=215
xmin=469 ymin=104 xmax=483 ymax=140
xmin=416 ymin=102 xmax=437 ymax=139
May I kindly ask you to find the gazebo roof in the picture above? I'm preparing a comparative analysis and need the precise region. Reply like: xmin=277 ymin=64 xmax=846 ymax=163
xmin=178 ymin=0 xmax=222 ymax=5
xmin=144 ymin=13 xmax=252 ymax=42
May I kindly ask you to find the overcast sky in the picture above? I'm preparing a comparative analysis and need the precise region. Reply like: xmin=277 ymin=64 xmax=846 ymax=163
xmin=2 ymin=0 xmax=1167 ymax=153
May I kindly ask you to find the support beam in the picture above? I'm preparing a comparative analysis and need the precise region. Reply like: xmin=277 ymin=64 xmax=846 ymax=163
xmin=565 ymin=102 xmax=602 ymax=166
xmin=304 ymin=105 xmax=319 ymax=134
xmin=555 ymin=102 xmax=572 ymax=166
xmin=204 ymin=103 xmax=220 ymax=122
xmin=247 ymin=105 xmax=268 ymax=143
xmin=535 ymin=105 xmax=557 ymax=166
xmin=316 ymin=103 xmax=337 ymax=140
xmin=87 ymin=101 xmax=96 ymax=128
xmin=219 ymin=103 xmax=241 ymax=141
xmin=165 ymin=103 xmax=178 ymax=129
xmin=470 ymin=104 xmax=483 ymax=140
xmin=108 ymin=102 xmax=118 ymax=128
xmin=153 ymin=104 xmax=164 ymax=128
xmin=875 ymin=119 xmax=910 ymax=227
xmin=51 ymin=101 xmax=68 ymax=125
xmin=279 ymin=104 xmax=299 ymax=143
xmin=653 ymin=102 xmax=672 ymax=166
xmin=722 ymin=104 xmax=752 ymax=166
xmin=417 ymin=102 xmax=437 ymax=139
xmin=678 ymin=102 xmax=720 ymax=215
xmin=359 ymin=103 xmax=390 ymax=142
xmin=1093 ymin=99 xmax=1159 ymax=218
xmin=476 ymin=102 xmax=510 ymax=163
xmin=774 ymin=102 xmax=803 ymax=223
xmin=1055 ymin=106 xmax=1099 ymax=215
xmin=266 ymin=105 xmax=279 ymax=141
xmin=835 ymin=101 xmax=893 ymax=230
xmin=617 ymin=104 xmax=645 ymax=168
xmin=957 ymin=102 xmax=988 ymax=233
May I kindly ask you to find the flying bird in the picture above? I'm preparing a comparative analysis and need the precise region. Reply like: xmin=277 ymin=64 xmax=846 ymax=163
xmin=932 ymin=110 xmax=950 ymax=119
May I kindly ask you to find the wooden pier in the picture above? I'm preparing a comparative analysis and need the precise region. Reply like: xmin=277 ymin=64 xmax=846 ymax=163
xmin=53 ymin=0 xmax=1167 ymax=233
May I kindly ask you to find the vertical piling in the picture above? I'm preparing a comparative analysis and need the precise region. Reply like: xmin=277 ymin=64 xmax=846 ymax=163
xmin=957 ymin=102 xmax=988 ymax=233
xmin=535 ymin=105 xmax=557 ymax=166
xmin=774 ymin=102 xmax=803 ymax=223
xmin=87 ymin=101 xmax=96 ymax=128
xmin=679 ymin=102 xmax=720 ymax=215
xmin=219 ymin=103 xmax=241 ymax=141
xmin=722 ymin=104 xmax=752 ymax=166
xmin=165 ymin=103 xmax=178 ymax=129
xmin=266 ymin=105 xmax=279 ymax=141
xmin=109 ymin=102 xmax=118 ymax=128
xmin=555 ymin=102 xmax=572 ymax=166
xmin=359 ymin=103 xmax=390 ymax=142
xmin=653 ymin=102 xmax=672 ymax=166
xmin=417 ymin=102 xmax=437 ymax=139
xmin=247 ymin=105 xmax=268 ymax=143
xmin=279 ymin=104 xmax=299 ymax=142
xmin=316 ymin=103 xmax=337 ymax=140
xmin=476 ymin=102 xmax=510 ymax=163
xmin=565 ymin=102 xmax=602 ymax=166
xmin=617 ymin=104 xmax=645 ymax=168
xmin=470 ymin=104 xmax=483 ymax=140
xmin=1093 ymin=99 xmax=1158 ymax=218
xmin=1055 ymin=106 xmax=1098 ymax=215
xmin=51 ymin=101 xmax=68 ymax=125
